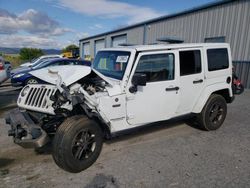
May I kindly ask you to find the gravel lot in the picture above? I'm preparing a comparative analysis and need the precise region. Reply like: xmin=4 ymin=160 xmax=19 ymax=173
xmin=0 ymin=90 xmax=250 ymax=188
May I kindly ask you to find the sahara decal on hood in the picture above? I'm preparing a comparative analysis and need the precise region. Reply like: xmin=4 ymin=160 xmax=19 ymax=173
xmin=30 ymin=65 xmax=91 ymax=86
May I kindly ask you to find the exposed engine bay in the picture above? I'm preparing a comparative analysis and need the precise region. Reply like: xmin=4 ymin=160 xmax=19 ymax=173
xmin=48 ymin=71 xmax=110 ymax=117
xmin=78 ymin=72 xmax=107 ymax=95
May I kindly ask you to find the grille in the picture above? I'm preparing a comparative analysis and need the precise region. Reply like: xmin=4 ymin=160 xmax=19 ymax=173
xmin=24 ymin=87 xmax=56 ymax=108
xmin=18 ymin=85 xmax=57 ymax=115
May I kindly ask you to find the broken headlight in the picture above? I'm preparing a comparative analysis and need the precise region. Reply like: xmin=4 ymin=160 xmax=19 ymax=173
xmin=21 ymin=86 xmax=30 ymax=97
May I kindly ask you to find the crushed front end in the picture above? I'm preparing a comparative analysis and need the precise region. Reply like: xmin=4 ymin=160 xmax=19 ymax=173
xmin=5 ymin=69 xmax=110 ymax=148
xmin=5 ymin=84 xmax=65 ymax=148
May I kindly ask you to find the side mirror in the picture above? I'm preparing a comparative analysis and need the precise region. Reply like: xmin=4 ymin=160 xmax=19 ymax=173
xmin=132 ymin=73 xmax=147 ymax=86
xmin=129 ymin=73 xmax=147 ymax=93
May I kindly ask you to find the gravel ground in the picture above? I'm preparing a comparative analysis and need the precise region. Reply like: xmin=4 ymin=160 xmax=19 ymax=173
xmin=0 ymin=90 xmax=250 ymax=188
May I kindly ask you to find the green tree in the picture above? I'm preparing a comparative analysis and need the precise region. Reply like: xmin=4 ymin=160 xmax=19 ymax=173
xmin=19 ymin=48 xmax=44 ymax=61
xmin=62 ymin=44 xmax=79 ymax=53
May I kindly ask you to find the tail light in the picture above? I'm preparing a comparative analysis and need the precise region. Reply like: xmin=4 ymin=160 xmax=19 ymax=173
xmin=0 ymin=63 xmax=4 ymax=70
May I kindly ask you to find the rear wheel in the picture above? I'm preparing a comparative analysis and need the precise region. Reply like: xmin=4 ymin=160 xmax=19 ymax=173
xmin=197 ymin=94 xmax=227 ymax=131
xmin=52 ymin=116 xmax=103 ymax=173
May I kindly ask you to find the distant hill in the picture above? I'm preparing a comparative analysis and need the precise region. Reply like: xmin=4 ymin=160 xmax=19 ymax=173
xmin=43 ymin=49 xmax=62 ymax=55
xmin=0 ymin=47 xmax=20 ymax=54
xmin=0 ymin=47 xmax=62 ymax=55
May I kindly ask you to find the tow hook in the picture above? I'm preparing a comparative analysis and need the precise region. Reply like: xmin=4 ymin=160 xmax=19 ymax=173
xmin=8 ymin=125 xmax=27 ymax=139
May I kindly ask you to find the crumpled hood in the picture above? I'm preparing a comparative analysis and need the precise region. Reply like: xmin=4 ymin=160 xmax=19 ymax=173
xmin=30 ymin=65 xmax=92 ymax=86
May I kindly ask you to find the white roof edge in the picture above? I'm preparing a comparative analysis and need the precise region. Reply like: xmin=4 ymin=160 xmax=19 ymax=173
xmin=101 ymin=43 xmax=230 ymax=52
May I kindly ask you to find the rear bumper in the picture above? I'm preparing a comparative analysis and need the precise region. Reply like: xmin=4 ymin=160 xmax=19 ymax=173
xmin=5 ymin=108 xmax=50 ymax=148
xmin=229 ymin=95 xmax=235 ymax=103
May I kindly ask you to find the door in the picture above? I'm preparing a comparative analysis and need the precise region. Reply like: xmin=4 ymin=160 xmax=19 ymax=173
xmin=177 ymin=48 xmax=205 ymax=114
xmin=82 ymin=42 xmax=90 ymax=59
xmin=126 ymin=51 xmax=180 ymax=125
xmin=112 ymin=35 xmax=127 ymax=47
xmin=95 ymin=39 xmax=105 ymax=55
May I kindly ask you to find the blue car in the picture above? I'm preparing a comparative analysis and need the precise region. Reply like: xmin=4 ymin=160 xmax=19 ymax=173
xmin=11 ymin=58 xmax=91 ymax=87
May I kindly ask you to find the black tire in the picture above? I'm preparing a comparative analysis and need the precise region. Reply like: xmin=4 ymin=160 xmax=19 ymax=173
xmin=25 ymin=77 xmax=38 ymax=85
xmin=52 ymin=116 xmax=103 ymax=173
xmin=197 ymin=94 xmax=227 ymax=131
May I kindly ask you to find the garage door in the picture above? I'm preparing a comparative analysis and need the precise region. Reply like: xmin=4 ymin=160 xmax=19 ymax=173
xmin=82 ymin=42 xmax=90 ymax=58
xmin=112 ymin=35 xmax=127 ymax=47
xmin=95 ymin=39 xmax=105 ymax=55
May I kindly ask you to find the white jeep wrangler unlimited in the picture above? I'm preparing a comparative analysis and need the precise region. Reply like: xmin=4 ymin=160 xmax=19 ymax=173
xmin=6 ymin=43 xmax=234 ymax=173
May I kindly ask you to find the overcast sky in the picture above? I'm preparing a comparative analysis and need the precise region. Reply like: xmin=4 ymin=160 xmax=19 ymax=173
xmin=0 ymin=0 xmax=215 ymax=49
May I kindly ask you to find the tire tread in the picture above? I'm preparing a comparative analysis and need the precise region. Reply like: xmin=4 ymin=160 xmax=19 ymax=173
xmin=52 ymin=116 xmax=103 ymax=173
xmin=196 ymin=94 xmax=227 ymax=131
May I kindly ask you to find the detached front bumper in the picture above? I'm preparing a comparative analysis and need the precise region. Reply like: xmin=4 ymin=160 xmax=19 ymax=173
xmin=5 ymin=108 xmax=50 ymax=148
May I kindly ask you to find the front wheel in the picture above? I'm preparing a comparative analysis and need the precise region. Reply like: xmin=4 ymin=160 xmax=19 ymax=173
xmin=52 ymin=116 xmax=103 ymax=173
xmin=196 ymin=94 xmax=227 ymax=131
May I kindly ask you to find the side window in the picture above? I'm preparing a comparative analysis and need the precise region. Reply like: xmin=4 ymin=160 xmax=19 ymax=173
xmin=59 ymin=61 xmax=68 ymax=65
xmin=73 ymin=61 xmax=80 ymax=65
xmin=64 ymin=61 xmax=76 ymax=65
xmin=48 ymin=61 xmax=64 ymax=67
xmin=207 ymin=48 xmax=229 ymax=71
xmin=179 ymin=50 xmax=201 ymax=76
xmin=135 ymin=53 xmax=175 ymax=82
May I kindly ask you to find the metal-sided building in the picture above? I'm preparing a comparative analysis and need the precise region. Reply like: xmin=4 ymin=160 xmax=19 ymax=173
xmin=79 ymin=0 xmax=250 ymax=88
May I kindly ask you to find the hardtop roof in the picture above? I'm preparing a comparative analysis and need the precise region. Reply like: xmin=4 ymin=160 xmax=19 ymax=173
xmin=101 ymin=43 xmax=230 ymax=52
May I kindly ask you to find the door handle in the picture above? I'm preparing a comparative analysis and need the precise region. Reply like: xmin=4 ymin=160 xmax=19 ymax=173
xmin=193 ymin=79 xmax=203 ymax=84
xmin=166 ymin=86 xmax=179 ymax=91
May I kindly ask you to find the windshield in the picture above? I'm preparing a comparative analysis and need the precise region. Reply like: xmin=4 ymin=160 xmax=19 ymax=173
xmin=93 ymin=51 xmax=131 ymax=80
xmin=31 ymin=58 xmax=39 ymax=64
xmin=31 ymin=57 xmax=57 ymax=67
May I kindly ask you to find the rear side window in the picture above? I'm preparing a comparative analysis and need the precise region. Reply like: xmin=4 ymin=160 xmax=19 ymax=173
xmin=135 ymin=53 xmax=175 ymax=82
xmin=65 ymin=60 xmax=77 ymax=65
xmin=47 ymin=60 xmax=65 ymax=67
xmin=179 ymin=50 xmax=201 ymax=76
xmin=207 ymin=48 xmax=229 ymax=71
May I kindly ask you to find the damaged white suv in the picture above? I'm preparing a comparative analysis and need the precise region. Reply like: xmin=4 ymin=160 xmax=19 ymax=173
xmin=6 ymin=43 xmax=234 ymax=173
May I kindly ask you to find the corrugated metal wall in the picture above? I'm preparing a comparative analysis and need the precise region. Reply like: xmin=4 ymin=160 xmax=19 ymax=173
xmin=145 ymin=0 xmax=250 ymax=61
xmin=80 ymin=0 xmax=250 ymax=88
xmin=80 ymin=27 xmax=144 ymax=58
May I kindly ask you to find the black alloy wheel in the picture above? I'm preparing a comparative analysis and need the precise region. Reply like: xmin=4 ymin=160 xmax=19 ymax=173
xmin=197 ymin=94 xmax=227 ymax=131
xmin=72 ymin=130 xmax=97 ymax=160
